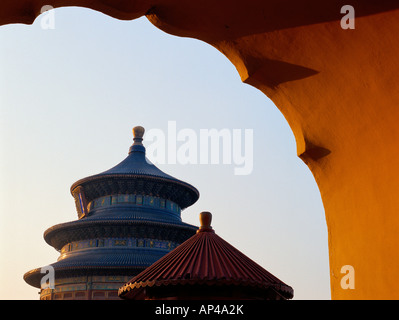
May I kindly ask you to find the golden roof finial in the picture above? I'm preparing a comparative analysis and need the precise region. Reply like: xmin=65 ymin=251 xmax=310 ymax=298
xmin=132 ymin=126 xmax=145 ymax=144
xmin=197 ymin=211 xmax=214 ymax=233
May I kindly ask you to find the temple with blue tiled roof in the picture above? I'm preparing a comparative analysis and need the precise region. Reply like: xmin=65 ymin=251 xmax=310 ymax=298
xmin=23 ymin=126 xmax=199 ymax=300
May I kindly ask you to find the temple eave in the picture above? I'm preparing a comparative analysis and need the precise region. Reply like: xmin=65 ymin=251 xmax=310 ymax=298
xmin=24 ymin=265 xmax=148 ymax=289
xmin=44 ymin=219 xmax=198 ymax=251
xmin=71 ymin=174 xmax=199 ymax=210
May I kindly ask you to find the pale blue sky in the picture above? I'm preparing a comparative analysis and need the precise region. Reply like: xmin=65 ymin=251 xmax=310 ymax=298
xmin=0 ymin=8 xmax=330 ymax=300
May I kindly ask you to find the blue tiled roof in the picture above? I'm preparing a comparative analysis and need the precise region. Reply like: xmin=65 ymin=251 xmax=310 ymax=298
xmin=24 ymin=128 xmax=200 ymax=291
xmin=53 ymin=249 xmax=166 ymax=269
xmin=84 ymin=206 xmax=181 ymax=223
xmin=98 ymin=146 xmax=178 ymax=180
xmin=70 ymin=141 xmax=199 ymax=210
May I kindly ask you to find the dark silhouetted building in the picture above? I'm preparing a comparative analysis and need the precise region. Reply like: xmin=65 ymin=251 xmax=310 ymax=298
xmin=24 ymin=126 xmax=199 ymax=300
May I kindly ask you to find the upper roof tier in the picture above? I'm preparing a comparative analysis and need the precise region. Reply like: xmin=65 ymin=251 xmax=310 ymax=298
xmin=70 ymin=126 xmax=200 ymax=215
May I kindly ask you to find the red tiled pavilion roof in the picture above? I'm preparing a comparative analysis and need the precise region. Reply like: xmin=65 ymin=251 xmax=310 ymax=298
xmin=118 ymin=212 xmax=294 ymax=299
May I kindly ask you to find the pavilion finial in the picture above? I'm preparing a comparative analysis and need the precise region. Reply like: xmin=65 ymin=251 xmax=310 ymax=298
xmin=132 ymin=126 xmax=145 ymax=145
xmin=197 ymin=211 xmax=214 ymax=233
xmin=128 ymin=126 xmax=146 ymax=154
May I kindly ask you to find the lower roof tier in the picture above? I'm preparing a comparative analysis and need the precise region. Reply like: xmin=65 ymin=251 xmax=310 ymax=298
xmin=23 ymin=248 xmax=164 ymax=289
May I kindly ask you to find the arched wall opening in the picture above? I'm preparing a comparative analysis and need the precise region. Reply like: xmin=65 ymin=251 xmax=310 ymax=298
xmin=3 ymin=1 xmax=399 ymax=300
xmin=0 ymin=7 xmax=330 ymax=300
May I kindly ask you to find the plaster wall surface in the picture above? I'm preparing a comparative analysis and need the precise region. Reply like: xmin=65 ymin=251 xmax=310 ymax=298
xmin=2 ymin=0 xmax=399 ymax=299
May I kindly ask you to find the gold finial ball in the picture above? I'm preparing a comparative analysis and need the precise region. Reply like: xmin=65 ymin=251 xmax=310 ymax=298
xmin=132 ymin=126 xmax=145 ymax=139
xmin=199 ymin=211 xmax=213 ymax=230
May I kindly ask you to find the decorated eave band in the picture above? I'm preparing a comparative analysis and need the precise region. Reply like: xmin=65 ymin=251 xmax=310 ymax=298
xmin=74 ymin=193 xmax=182 ymax=220
xmin=71 ymin=177 xmax=197 ymax=219
xmin=43 ymin=218 xmax=198 ymax=251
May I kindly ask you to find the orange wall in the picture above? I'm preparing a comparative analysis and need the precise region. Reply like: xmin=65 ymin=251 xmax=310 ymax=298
xmin=2 ymin=1 xmax=399 ymax=299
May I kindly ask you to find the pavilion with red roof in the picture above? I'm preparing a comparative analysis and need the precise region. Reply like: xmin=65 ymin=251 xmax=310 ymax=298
xmin=118 ymin=211 xmax=294 ymax=300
